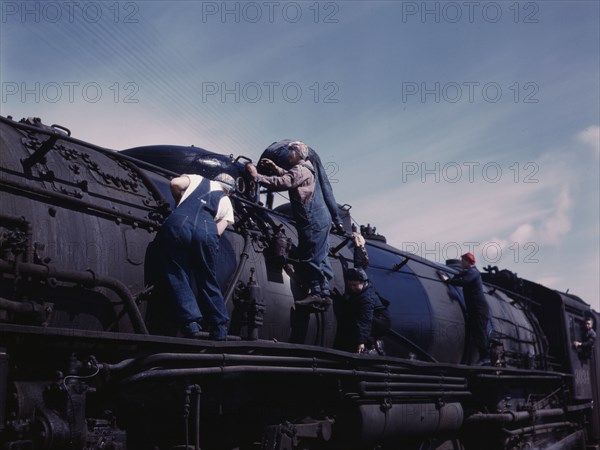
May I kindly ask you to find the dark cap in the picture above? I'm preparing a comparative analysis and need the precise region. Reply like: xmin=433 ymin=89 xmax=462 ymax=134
xmin=346 ymin=268 xmax=368 ymax=282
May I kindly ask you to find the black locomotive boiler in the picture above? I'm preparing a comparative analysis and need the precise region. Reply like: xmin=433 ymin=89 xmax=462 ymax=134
xmin=0 ymin=115 xmax=598 ymax=450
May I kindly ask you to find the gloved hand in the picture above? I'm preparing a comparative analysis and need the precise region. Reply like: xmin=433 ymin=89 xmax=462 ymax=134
xmin=351 ymin=232 xmax=366 ymax=248
xmin=258 ymin=158 xmax=277 ymax=173
xmin=436 ymin=270 xmax=450 ymax=282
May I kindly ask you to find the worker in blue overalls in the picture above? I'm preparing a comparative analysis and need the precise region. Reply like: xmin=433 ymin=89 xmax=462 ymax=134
xmin=156 ymin=173 xmax=235 ymax=340
xmin=246 ymin=141 xmax=332 ymax=299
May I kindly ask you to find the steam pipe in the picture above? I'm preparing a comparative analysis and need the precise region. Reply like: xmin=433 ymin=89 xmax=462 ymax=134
xmin=223 ymin=231 xmax=251 ymax=305
xmin=0 ymin=348 xmax=8 ymax=432
xmin=475 ymin=374 xmax=563 ymax=381
xmin=356 ymin=390 xmax=472 ymax=399
xmin=116 ymin=365 xmax=364 ymax=384
xmin=359 ymin=381 xmax=468 ymax=391
xmin=358 ymin=380 xmax=470 ymax=399
xmin=194 ymin=387 xmax=201 ymax=450
xmin=100 ymin=353 xmax=470 ymax=382
xmin=0 ymin=297 xmax=45 ymax=314
xmin=466 ymin=407 xmax=566 ymax=423
xmin=0 ymin=260 xmax=148 ymax=334
xmin=101 ymin=353 xmax=340 ymax=374
xmin=114 ymin=363 xmax=469 ymax=388
xmin=501 ymin=421 xmax=576 ymax=436
xmin=101 ymin=354 xmax=363 ymax=381
xmin=183 ymin=384 xmax=202 ymax=450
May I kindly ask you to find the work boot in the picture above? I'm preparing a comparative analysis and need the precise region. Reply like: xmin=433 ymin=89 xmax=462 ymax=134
xmin=295 ymin=283 xmax=323 ymax=305
xmin=182 ymin=321 xmax=202 ymax=338
xmin=209 ymin=324 xmax=228 ymax=341
xmin=374 ymin=340 xmax=386 ymax=356
xmin=295 ymin=296 xmax=331 ymax=313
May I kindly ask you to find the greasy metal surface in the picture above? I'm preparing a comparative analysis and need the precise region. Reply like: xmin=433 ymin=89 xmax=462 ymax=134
xmin=1 ymin=116 xmax=597 ymax=450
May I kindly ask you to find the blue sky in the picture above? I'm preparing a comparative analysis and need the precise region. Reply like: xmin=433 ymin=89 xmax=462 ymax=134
xmin=1 ymin=1 xmax=599 ymax=310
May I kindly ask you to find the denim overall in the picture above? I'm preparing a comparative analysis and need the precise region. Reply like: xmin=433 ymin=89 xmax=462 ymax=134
xmin=292 ymin=162 xmax=333 ymax=294
xmin=157 ymin=177 xmax=229 ymax=339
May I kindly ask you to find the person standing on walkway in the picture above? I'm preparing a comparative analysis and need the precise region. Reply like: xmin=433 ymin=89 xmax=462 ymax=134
xmin=156 ymin=173 xmax=235 ymax=340
xmin=441 ymin=252 xmax=490 ymax=363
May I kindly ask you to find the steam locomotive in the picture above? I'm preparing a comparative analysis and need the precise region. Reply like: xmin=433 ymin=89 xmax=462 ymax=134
xmin=0 ymin=115 xmax=598 ymax=450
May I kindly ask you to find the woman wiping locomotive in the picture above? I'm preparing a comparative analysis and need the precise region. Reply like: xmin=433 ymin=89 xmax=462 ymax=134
xmin=245 ymin=141 xmax=335 ymax=301
xmin=439 ymin=252 xmax=491 ymax=365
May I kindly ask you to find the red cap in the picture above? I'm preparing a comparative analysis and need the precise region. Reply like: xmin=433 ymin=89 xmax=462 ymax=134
xmin=461 ymin=252 xmax=476 ymax=264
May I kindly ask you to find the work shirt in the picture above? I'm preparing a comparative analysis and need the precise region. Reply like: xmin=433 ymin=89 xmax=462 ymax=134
xmin=447 ymin=266 xmax=486 ymax=303
xmin=256 ymin=161 xmax=315 ymax=205
xmin=179 ymin=174 xmax=234 ymax=225
xmin=261 ymin=139 xmax=342 ymax=224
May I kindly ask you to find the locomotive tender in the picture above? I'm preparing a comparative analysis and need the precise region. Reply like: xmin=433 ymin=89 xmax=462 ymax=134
xmin=0 ymin=115 xmax=598 ymax=450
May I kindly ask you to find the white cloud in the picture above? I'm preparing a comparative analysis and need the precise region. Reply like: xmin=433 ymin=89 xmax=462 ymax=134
xmin=506 ymin=185 xmax=571 ymax=246
xmin=508 ymin=224 xmax=536 ymax=245
xmin=577 ymin=125 xmax=600 ymax=158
